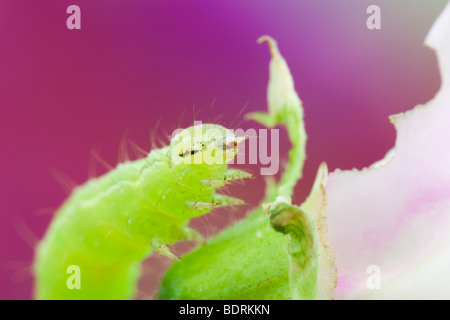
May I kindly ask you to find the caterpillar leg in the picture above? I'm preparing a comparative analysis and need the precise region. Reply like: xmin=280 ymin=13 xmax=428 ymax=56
xmin=200 ymin=179 xmax=226 ymax=188
xmin=200 ymin=169 xmax=252 ymax=188
xmin=151 ymin=238 xmax=178 ymax=260
xmin=182 ymin=227 xmax=205 ymax=244
xmin=224 ymin=169 xmax=252 ymax=181
xmin=185 ymin=195 xmax=244 ymax=212
xmin=212 ymin=194 xmax=245 ymax=207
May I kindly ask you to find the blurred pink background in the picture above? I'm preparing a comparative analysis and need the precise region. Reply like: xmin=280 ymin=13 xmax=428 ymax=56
xmin=0 ymin=0 xmax=447 ymax=299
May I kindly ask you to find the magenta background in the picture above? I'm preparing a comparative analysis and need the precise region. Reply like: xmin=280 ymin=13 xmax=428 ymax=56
xmin=0 ymin=0 xmax=447 ymax=299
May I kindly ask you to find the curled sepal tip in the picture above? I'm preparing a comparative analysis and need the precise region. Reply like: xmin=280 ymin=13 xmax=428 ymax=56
xmin=266 ymin=197 xmax=317 ymax=300
xmin=248 ymin=35 xmax=301 ymax=127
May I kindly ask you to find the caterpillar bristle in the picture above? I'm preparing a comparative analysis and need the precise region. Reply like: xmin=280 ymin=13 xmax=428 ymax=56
xmin=128 ymin=140 xmax=149 ymax=159
xmin=228 ymin=101 xmax=249 ymax=129
xmin=12 ymin=214 xmax=39 ymax=250
xmin=117 ymin=130 xmax=130 ymax=163
xmin=50 ymin=169 xmax=77 ymax=195
xmin=91 ymin=150 xmax=114 ymax=171
xmin=217 ymin=184 xmax=232 ymax=195
xmin=149 ymin=119 xmax=162 ymax=150
xmin=177 ymin=108 xmax=187 ymax=129
xmin=206 ymin=98 xmax=217 ymax=123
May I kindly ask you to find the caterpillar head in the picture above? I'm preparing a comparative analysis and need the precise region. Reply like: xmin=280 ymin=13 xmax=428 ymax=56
xmin=169 ymin=124 xmax=246 ymax=166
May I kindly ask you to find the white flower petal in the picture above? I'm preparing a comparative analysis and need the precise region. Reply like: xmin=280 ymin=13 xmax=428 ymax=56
xmin=326 ymin=3 xmax=450 ymax=299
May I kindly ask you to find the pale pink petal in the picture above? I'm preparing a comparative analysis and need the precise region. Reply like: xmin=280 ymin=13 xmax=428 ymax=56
xmin=326 ymin=3 xmax=450 ymax=299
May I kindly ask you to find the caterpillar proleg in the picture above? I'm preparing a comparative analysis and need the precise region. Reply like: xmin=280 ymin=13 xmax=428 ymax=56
xmin=33 ymin=123 xmax=250 ymax=299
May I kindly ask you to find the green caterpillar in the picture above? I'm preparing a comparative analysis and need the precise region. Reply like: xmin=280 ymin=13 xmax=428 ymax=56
xmin=33 ymin=124 xmax=250 ymax=299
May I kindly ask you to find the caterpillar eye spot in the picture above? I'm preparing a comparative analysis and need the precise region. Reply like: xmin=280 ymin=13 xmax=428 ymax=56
xmin=180 ymin=149 xmax=201 ymax=157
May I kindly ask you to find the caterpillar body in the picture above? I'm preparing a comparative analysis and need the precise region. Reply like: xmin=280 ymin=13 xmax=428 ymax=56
xmin=34 ymin=124 xmax=250 ymax=299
